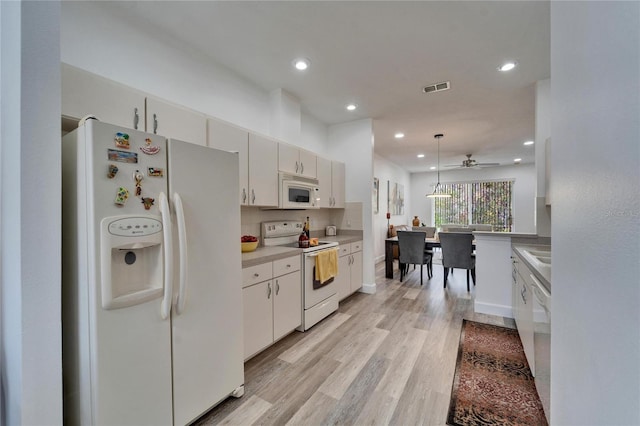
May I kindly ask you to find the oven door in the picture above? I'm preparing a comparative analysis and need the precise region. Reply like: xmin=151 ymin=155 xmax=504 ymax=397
xmin=303 ymin=252 xmax=337 ymax=309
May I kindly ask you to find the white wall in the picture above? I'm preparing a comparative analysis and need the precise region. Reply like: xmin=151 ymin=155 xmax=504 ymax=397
xmin=551 ymin=2 xmax=640 ymax=424
xmin=300 ymin=111 xmax=329 ymax=157
xmin=535 ymin=79 xmax=551 ymax=237
xmin=61 ymin=1 xmax=329 ymax=155
xmin=327 ymin=119 xmax=375 ymax=292
xmin=0 ymin=1 xmax=62 ymax=424
xmin=410 ymin=164 xmax=536 ymax=233
xmin=373 ymin=154 xmax=411 ymax=262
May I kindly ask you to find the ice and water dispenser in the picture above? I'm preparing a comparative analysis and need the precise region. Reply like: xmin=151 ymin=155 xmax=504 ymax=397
xmin=100 ymin=215 xmax=164 ymax=309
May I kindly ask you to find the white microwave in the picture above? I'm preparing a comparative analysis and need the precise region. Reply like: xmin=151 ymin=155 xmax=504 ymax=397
xmin=279 ymin=173 xmax=320 ymax=209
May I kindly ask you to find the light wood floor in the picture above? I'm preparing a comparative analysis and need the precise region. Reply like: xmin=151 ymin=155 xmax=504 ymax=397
xmin=197 ymin=258 xmax=514 ymax=426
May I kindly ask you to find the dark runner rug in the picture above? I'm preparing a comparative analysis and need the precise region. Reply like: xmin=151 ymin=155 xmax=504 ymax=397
xmin=447 ymin=320 xmax=547 ymax=426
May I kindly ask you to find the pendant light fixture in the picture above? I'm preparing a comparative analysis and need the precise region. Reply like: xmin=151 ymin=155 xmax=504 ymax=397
xmin=427 ymin=133 xmax=452 ymax=198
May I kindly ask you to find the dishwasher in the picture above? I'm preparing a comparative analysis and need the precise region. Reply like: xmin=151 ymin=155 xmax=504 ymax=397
xmin=531 ymin=274 xmax=551 ymax=422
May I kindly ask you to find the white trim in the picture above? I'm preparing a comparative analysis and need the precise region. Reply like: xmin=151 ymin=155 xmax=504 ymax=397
xmin=359 ymin=282 xmax=377 ymax=294
xmin=474 ymin=301 xmax=514 ymax=319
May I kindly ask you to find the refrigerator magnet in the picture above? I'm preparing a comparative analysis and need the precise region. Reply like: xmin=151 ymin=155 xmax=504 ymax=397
xmin=133 ymin=170 xmax=143 ymax=197
xmin=108 ymin=149 xmax=138 ymax=164
xmin=107 ymin=164 xmax=119 ymax=179
xmin=147 ymin=167 xmax=164 ymax=177
xmin=114 ymin=132 xmax=130 ymax=149
xmin=140 ymin=138 xmax=161 ymax=155
xmin=141 ymin=197 xmax=155 ymax=210
xmin=114 ymin=187 xmax=130 ymax=206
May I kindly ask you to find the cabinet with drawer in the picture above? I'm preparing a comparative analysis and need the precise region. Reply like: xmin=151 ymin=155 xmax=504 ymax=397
xmin=336 ymin=241 xmax=363 ymax=301
xmin=242 ymin=255 xmax=301 ymax=360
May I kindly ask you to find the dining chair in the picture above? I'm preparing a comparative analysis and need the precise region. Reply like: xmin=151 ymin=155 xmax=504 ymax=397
xmin=411 ymin=227 xmax=436 ymax=264
xmin=397 ymin=231 xmax=432 ymax=285
xmin=438 ymin=232 xmax=476 ymax=291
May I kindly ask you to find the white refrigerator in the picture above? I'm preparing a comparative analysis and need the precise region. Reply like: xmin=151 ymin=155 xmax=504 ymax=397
xmin=62 ymin=120 xmax=244 ymax=425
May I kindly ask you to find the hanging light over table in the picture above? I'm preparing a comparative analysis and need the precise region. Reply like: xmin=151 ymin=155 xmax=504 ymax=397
xmin=427 ymin=133 xmax=452 ymax=198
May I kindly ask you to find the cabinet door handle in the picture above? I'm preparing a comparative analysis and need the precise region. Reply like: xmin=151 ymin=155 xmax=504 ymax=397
xmin=295 ymin=161 xmax=299 ymax=173
xmin=153 ymin=113 xmax=158 ymax=134
xmin=301 ymin=162 xmax=304 ymax=174
xmin=251 ymin=189 xmax=256 ymax=204
xmin=133 ymin=107 xmax=139 ymax=130
xmin=242 ymin=188 xmax=247 ymax=203
xmin=276 ymin=280 xmax=280 ymax=295
xmin=253 ymin=273 xmax=260 ymax=278
xmin=286 ymin=264 xmax=291 ymax=268
xmin=267 ymin=282 xmax=272 ymax=299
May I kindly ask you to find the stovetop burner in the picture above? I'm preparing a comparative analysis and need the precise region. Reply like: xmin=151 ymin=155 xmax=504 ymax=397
xmin=261 ymin=221 xmax=339 ymax=253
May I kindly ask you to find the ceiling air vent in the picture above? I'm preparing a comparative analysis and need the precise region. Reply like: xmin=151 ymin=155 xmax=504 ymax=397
xmin=423 ymin=81 xmax=450 ymax=94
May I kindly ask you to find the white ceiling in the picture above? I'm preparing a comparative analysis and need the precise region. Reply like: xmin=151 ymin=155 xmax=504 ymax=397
xmin=99 ymin=1 xmax=550 ymax=173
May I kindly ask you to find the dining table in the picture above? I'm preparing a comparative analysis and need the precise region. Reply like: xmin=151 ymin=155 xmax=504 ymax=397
xmin=384 ymin=235 xmax=475 ymax=279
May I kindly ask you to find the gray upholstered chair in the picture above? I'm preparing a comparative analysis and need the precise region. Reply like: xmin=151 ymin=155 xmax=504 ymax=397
xmin=438 ymin=232 xmax=476 ymax=291
xmin=397 ymin=231 xmax=432 ymax=285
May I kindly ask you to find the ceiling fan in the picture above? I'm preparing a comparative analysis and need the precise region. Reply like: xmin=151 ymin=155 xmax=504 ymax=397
xmin=445 ymin=154 xmax=500 ymax=169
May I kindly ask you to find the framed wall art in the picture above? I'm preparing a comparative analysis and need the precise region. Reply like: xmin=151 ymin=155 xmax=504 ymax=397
xmin=373 ymin=177 xmax=379 ymax=214
xmin=387 ymin=180 xmax=404 ymax=215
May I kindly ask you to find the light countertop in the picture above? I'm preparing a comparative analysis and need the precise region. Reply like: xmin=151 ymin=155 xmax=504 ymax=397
xmin=512 ymin=243 xmax=551 ymax=291
xmin=241 ymin=233 xmax=363 ymax=268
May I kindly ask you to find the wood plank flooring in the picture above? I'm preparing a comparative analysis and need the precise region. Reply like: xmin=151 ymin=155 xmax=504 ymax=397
xmin=196 ymin=258 xmax=514 ymax=426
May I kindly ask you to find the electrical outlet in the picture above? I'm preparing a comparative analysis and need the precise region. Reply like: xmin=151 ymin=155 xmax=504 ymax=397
xmin=347 ymin=220 xmax=351 ymax=227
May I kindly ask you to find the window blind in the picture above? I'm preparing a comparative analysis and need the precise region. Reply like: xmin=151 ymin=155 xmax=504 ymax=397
xmin=433 ymin=180 xmax=513 ymax=231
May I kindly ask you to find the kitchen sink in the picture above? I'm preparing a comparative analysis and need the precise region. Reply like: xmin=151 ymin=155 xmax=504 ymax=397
xmin=521 ymin=249 xmax=551 ymax=282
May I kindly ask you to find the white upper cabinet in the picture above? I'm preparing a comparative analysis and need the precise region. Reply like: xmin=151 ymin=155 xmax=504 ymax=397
xmin=146 ymin=97 xmax=207 ymax=146
xmin=208 ymin=120 xmax=277 ymax=207
xmin=62 ymin=64 xmax=206 ymax=147
xmin=62 ymin=63 xmax=145 ymax=131
xmin=316 ymin=157 xmax=332 ymax=208
xmin=278 ymin=143 xmax=317 ymax=179
xmin=316 ymin=157 xmax=345 ymax=208
xmin=248 ymin=133 xmax=279 ymax=207
xmin=331 ymin=161 xmax=346 ymax=208
xmin=207 ymin=118 xmax=249 ymax=205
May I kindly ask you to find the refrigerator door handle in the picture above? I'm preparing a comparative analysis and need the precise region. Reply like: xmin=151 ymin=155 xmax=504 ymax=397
xmin=159 ymin=192 xmax=173 ymax=320
xmin=173 ymin=192 xmax=188 ymax=315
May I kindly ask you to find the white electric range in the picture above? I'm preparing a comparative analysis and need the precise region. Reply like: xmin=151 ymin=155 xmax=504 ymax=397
xmin=262 ymin=221 xmax=339 ymax=331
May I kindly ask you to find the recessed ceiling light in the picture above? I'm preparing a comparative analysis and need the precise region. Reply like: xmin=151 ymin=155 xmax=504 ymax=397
xmin=430 ymin=166 xmax=437 ymax=170
xmin=293 ymin=58 xmax=310 ymax=71
xmin=524 ymin=140 xmax=534 ymax=146
xmin=498 ymin=61 xmax=517 ymax=72
xmin=417 ymin=154 xmax=425 ymax=158
xmin=346 ymin=104 xmax=357 ymax=111
xmin=514 ymin=158 xmax=522 ymax=163
xmin=395 ymin=132 xmax=405 ymax=139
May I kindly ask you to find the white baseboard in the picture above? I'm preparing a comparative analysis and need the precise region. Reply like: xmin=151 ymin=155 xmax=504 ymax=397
xmin=359 ymin=282 xmax=376 ymax=294
xmin=474 ymin=301 xmax=514 ymax=319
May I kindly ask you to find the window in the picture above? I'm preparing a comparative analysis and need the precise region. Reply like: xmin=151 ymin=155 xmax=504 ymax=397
xmin=433 ymin=180 xmax=513 ymax=231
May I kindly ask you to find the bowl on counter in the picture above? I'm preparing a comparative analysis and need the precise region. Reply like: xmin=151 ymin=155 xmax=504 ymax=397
xmin=241 ymin=241 xmax=258 ymax=252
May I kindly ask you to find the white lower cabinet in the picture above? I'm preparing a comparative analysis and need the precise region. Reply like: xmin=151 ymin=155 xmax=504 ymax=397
xmin=512 ymin=250 xmax=535 ymax=374
xmin=242 ymin=255 xmax=301 ymax=360
xmin=336 ymin=241 xmax=363 ymax=301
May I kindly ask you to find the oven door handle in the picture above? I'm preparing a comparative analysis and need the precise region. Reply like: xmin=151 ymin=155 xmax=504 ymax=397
xmin=306 ymin=248 xmax=338 ymax=257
